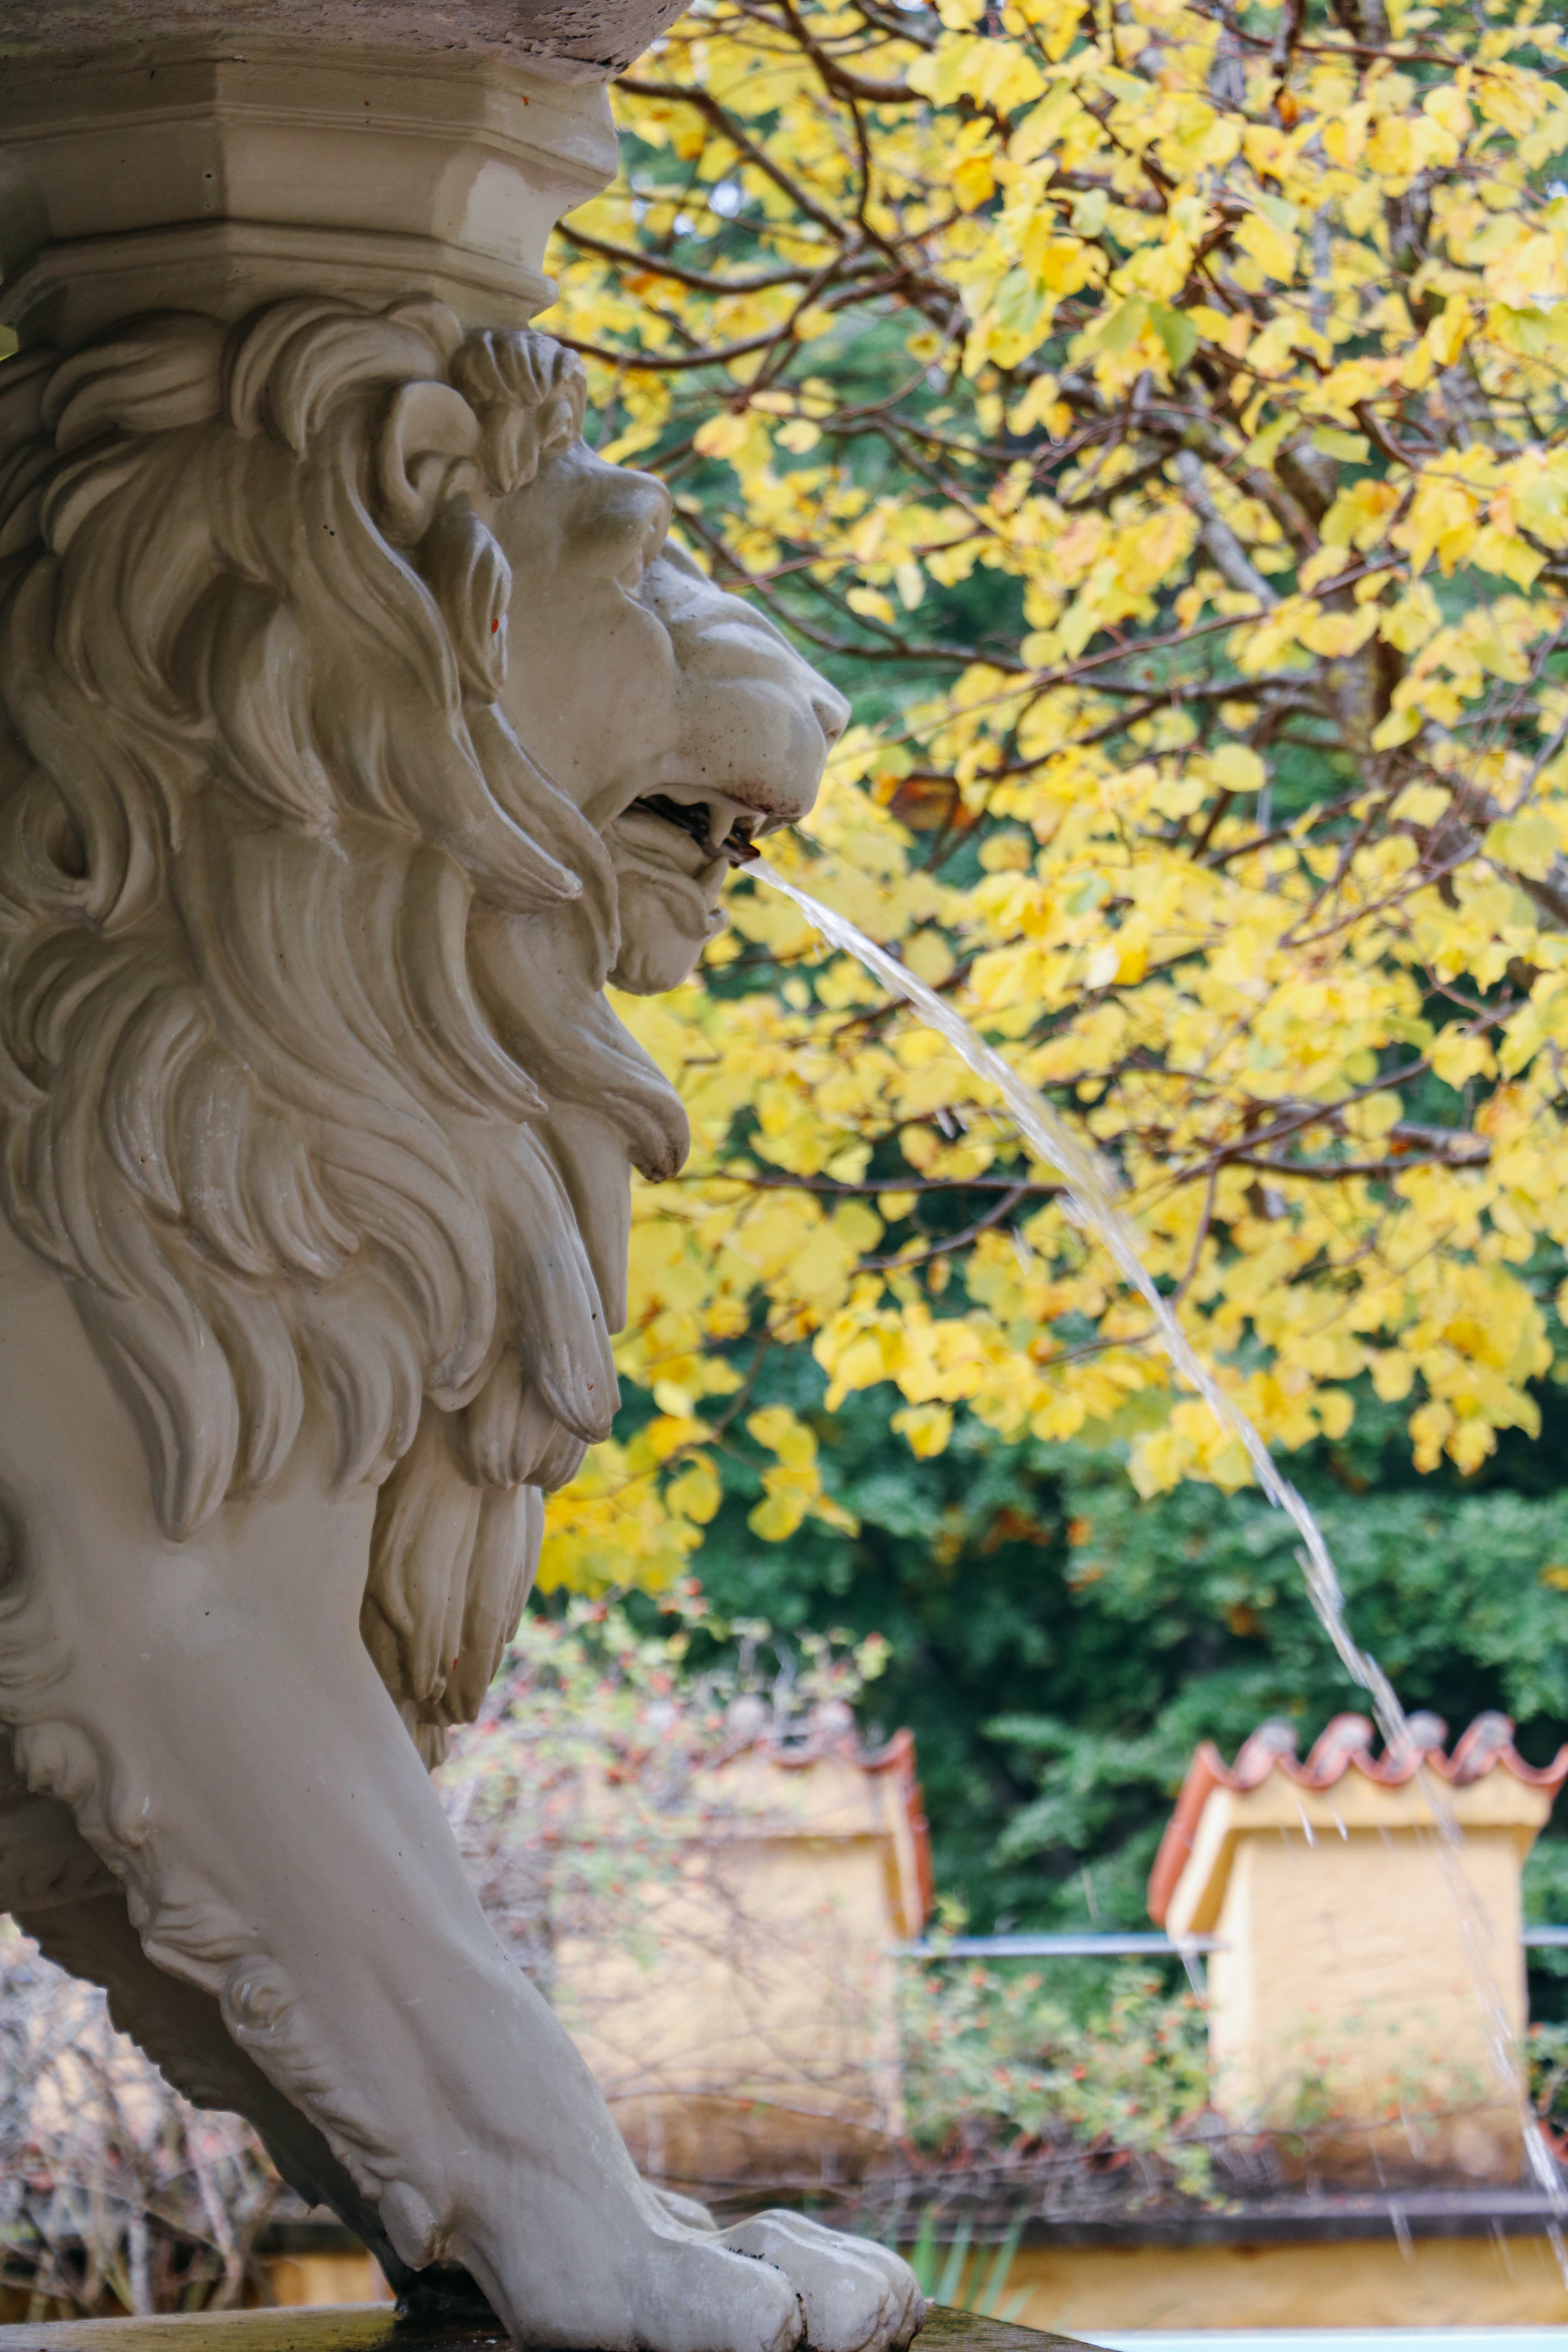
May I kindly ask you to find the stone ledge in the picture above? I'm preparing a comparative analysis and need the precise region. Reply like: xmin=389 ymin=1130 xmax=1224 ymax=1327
xmin=0 ymin=2306 xmax=1086 ymax=2352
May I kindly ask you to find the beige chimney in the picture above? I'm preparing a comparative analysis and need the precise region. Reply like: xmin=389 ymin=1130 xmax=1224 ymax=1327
xmin=1149 ymin=1712 xmax=1568 ymax=2183
xmin=559 ymin=1719 xmax=931 ymax=2200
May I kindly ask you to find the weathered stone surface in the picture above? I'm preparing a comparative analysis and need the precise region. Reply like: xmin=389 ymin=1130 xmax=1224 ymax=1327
xmin=0 ymin=229 xmax=877 ymax=2352
xmin=0 ymin=0 xmax=682 ymax=83
xmin=0 ymin=2304 xmax=1091 ymax=2352
xmin=0 ymin=43 xmax=619 ymax=344
xmin=0 ymin=12 xmax=928 ymax=2348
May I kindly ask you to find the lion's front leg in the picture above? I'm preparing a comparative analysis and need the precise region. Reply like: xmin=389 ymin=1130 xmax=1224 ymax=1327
xmin=15 ymin=1565 xmax=903 ymax=2349
xmin=0 ymin=1241 xmax=916 ymax=2351
xmin=13 ymin=1877 xmax=415 ymax=2294
xmin=1 ymin=1712 xmax=408 ymax=2282
xmin=9 ymin=1550 xmax=778 ymax=2344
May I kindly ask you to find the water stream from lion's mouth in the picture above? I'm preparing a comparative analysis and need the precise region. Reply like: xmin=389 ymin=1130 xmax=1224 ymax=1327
xmin=753 ymin=857 xmax=1568 ymax=2253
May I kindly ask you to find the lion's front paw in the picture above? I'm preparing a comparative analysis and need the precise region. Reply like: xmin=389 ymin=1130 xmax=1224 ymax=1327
xmin=718 ymin=2212 xmax=924 ymax=2352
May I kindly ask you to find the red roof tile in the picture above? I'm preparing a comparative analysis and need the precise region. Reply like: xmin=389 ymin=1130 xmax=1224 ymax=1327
xmin=1147 ymin=1712 xmax=1568 ymax=1925
xmin=714 ymin=1711 xmax=933 ymax=1930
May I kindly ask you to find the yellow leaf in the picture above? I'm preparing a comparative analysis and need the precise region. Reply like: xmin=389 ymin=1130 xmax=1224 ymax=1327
xmin=1371 ymin=707 xmax=1421 ymax=749
xmin=1208 ymin=743 xmax=1266 ymax=793
xmin=1399 ymin=478 xmax=1480 ymax=575
xmin=1485 ymin=812 xmax=1559 ymax=880
xmin=750 ymin=1491 xmax=808 ymax=1542
xmin=1311 ymin=427 xmax=1370 ymax=465
xmin=1236 ymin=211 xmax=1298 ymax=285
xmin=1424 ymin=297 xmax=1472 ymax=366
xmin=892 ymin=1402 xmax=955 ymax=1457
xmin=746 ymin=1404 xmax=817 ymax=1467
xmin=953 ymin=152 xmax=997 ymax=212
xmin=1299 ymin=608 xmax=1379 ymax=659
xmin=693 ymin=412 xmax=753 ymax=459
xmin=1485 ymin=229 xmax=1568 ymax=310
xmin=1429 ymin=1027 xmax=1497 ymax=1088
xmin=666 ymin=1461 xmax=721 ymax=1523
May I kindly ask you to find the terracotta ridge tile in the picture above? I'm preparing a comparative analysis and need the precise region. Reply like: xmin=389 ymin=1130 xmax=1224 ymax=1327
xmin=1147 ymin=1710 xmax=1568 ymax=1925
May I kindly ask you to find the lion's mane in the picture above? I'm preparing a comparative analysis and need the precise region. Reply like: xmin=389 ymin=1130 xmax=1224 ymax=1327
xmin=0 ymin=297 xmax=689 ymax=1757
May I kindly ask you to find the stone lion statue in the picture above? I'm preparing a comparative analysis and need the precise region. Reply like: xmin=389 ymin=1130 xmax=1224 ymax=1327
xmin=0 ymin=294 xmax=922 ymax=2352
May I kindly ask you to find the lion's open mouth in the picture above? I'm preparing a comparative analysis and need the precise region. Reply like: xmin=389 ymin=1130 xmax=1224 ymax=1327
xmin=630 ymin=793 xmax=760 ymax=868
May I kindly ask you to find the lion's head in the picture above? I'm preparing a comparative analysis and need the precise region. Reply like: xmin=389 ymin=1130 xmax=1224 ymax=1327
xmin=0 ymin=296 xmax=845 ymax=1752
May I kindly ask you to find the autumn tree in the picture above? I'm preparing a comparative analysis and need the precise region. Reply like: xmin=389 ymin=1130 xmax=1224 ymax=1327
xmin=533 ymin=0 xmax=1568 ymax=1592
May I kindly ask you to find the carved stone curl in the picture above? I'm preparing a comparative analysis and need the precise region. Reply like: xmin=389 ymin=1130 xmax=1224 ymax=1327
xmin=0 ymin=287 xmax=923 ymax=2351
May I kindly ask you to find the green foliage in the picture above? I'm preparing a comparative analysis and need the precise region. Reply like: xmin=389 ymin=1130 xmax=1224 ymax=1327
xmin=1528 ymin=2019 xmax=1568 ymax=2133
xmin=659 ymin=1351 xmax=1568 ymax=2013
xmin=899 ymin=1955 xmax=1213 ymax=2202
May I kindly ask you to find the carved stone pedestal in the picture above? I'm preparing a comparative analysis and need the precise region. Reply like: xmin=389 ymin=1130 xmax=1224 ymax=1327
xmin=0 ymin=40 xmax=618 ymax=346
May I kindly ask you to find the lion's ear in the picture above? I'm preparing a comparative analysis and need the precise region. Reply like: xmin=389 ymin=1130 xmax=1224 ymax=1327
xmin=375 ymin=381 xmax=481 ymax=543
